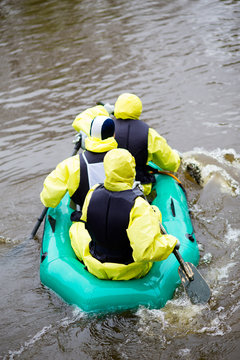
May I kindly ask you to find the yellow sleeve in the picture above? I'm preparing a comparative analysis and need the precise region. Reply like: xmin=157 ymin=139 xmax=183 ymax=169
xmin=40 ymin=155 xmax=80 ymax=208
xmin=69 ymin=221 xmax=90 ymax=261
xmin=148 ymin=128 xmax=180 ymax=172
xmin=127 ymin=197 xmax=178 ymax=262
xmin=72 ymin=105 xmax=110 ymax=134
xmin=69 ymin=184 xmax=99 ymax=260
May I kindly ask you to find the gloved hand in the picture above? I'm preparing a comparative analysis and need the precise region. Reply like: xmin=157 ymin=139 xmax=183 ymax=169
xmin=133 ymin=181 xmax=144 ymax=192
xmin=73 ymin=132 xmax=82 ymax=145
xmin=79 ymin=131 xmax=87 ymax=150
xmin=174 ymin=239 xmax=181 ymax=250
xmin=104 ymin=103 xmax=115 ymax=115
xmin=73 ymin=131 xmax=88 ymax=150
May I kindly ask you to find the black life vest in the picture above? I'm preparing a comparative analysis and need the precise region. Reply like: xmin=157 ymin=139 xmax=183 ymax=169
xmin=114 ymin=118 xmax=155 ymax=184
xmin=86 ymin=184 xmax=143 ymax=264
xmin=71 ymin=150 xmax=107 ymax=208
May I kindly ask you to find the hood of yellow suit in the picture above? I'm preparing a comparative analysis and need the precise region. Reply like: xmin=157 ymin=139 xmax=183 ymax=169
xmin=103 ymin=148 xmax=136 ymax=191
xmin=114 ymin=93 xmax=142 ymax=120
xmin=72 ymin=105 xmax=109 ymax=134
xmin=85 ymin=136 xmax=117 ymax=153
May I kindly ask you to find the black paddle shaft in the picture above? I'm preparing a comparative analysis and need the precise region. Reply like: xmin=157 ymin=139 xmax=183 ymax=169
xmin=173 ymin=248 xmax=194 ymax=281
xmin=160 ymin=224 xmax=194 ymax=281
xmin=29 ymin=136 xmax=82 ymax=240
xmin=29 ymin=207 xmax=48 ymax=240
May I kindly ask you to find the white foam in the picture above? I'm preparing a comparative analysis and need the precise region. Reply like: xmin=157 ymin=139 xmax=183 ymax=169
xmin=136 ymin=287 xmax=236 ymax=338
xmin=225 ymin=222 xmax=240 ymax=244
xmin=136 ymin=299 xmax=207 ymax=336
xmin=178 ymin=348 xmax=191 ymax=357
xmin=184 ymin=147 xmax=240 ymax=168
xmin=7 ymin=324 xmax=53 ymax=360
xmin=197 ymin=315 xmax=231 ymax=336
xmin=201 ymin=165 xmax=240 ymax=195
xmin=201 ymin=252 xmax=213 ymax=264
xmin=207 ymin=261 xmax=236 ymax=289
xmin=0 ymin=235 xmax=13 ymax=244
xmin=182 ymin=147 xmax=240 ymax=195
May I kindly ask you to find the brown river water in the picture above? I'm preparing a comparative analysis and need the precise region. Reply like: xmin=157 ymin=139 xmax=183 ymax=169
xmin=0 ymin=0 xmax=240 ymax=359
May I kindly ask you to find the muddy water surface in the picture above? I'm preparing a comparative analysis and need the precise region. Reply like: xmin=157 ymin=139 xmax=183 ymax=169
xmin=0 ymin=0 xmax=240 ymax=359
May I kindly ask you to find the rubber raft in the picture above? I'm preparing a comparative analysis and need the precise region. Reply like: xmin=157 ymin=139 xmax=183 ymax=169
xmin=40 ymin=166 xmax=200 ymax=313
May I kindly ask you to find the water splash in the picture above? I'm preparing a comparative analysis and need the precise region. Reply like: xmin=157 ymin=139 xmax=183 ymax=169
xmin=0 ymin=235 xmax=12 ymax=244
xmin=201 ymin=252 xmax=213 ymax=264
xmin=136 ymin=295 xmax=232 ymax=339
xmin=181 ymin=148 xmax=240 ymax=196
xmin=7 ymin=324 xmax=53 ymax=360
xmin=224 ymin=222 xmax=240 ymax=245
xmin=184 ymin=148 xmax=240 ymax=168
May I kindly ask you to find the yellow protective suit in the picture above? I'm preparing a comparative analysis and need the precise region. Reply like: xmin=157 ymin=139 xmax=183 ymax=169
xmin=114 ymin=93 xmax=142 ymax=120
xmin=114 ymin=93 xmax=180 ymax=194
xmin=70 ymin=148 xmax=178 ymax=281
xmin=72 ymin=99 xmax=180 ymax=195
xmin=114 ymin=93 xmax=180 ymax=172
xmin=40 ymin=136 xmax=118 ymax=208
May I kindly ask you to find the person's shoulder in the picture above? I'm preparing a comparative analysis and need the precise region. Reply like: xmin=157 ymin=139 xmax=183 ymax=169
xmin=134 ymin=195 xmax=150 ymax=208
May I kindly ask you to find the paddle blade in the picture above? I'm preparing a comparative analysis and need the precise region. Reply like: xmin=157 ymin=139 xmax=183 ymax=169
xmin=178 ymin=262 xmax=211 ymax=304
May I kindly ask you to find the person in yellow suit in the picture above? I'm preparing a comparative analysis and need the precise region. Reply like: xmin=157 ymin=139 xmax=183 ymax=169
xmin=72 ymin=104 xmax=110 ymax=143
xmin=70 ymin=148 xmax=179 ymax=281
xmin=72 ymin=94 xmax=180 ymax=195
xmin=40 ymin=115 xmax=117 ymax=210
xmin=113 ymin=93 xmax=181 ymax=195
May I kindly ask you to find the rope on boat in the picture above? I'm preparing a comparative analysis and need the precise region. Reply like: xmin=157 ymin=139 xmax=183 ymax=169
xmin=149 ymin=170 xmax=182 ymax=184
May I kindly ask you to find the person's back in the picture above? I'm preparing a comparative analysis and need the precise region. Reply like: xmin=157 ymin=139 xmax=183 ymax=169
xmin=70 ymin=148 xmax=179 ymax=280
xmin=40 ymin=115 xmax=117 ymax=210
xmin=113 ymin=93 xmax=181 ymax=195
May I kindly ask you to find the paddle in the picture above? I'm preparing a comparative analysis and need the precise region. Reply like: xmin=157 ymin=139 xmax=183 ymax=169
xmin=28 ymin=134 xmax=82 ymax=240
xmin=160 ymin=223 xmax=211 ymax=305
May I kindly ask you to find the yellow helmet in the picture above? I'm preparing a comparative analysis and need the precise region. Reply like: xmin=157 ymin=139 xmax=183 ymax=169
xmin=114 ymin=93 xmax=142 ymax=120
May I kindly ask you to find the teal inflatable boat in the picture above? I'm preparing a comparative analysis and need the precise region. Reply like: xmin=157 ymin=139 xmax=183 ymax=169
xmin=40 ymin=166 xmax=200 ymax=313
